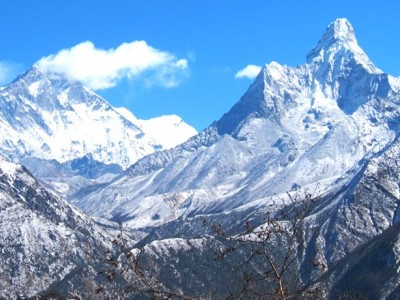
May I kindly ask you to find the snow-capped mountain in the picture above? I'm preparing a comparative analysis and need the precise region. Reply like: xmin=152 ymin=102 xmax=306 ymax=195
xmin=72 ymin=18 xmax=400 ymax=229
xmin=0 ymin=67 xmax=196 ymax=169
xmin=3 ymin=18 xmax=400 ymax=298
xmin=115 ymin=107 xmax=198 ymax=150
xmin=0 ymin=155 xmax=112 ymax=298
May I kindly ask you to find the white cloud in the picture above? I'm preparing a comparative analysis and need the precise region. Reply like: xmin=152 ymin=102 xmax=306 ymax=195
xmin=0 ymin=61 xmax=23 ymax=85
xmin=235 ymin=64 xmax=262 ymax=79
xmin=37 ymin=41 xmax=189 ymax=90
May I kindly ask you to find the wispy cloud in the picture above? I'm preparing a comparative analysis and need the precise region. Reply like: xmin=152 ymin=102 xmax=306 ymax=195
xmin=37 ymin=41 xmax=189 ymax=90
xmin=235 ymin=64 xmax=262 ymax=79
xmin=0 ymin=61 xmax=23 ymax=85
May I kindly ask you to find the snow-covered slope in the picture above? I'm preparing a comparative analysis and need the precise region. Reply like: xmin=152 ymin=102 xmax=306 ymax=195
xmin=0 ymin=67 xmax=196 ymax=169
xmin=115 ymin=107 xmax=197 ymax=150
xmin=0 ymin=155 xmax=111 ymax=298
xmin=71 ymin=18 xmax=400 ymax=231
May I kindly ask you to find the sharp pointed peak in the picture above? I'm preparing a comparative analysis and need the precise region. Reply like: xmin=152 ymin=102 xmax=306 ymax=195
xmin=306 ymin=18 xmax=381 ymax=74
xmin=307 ymin=18 xmax=358 ymax=62
xmin=326 ymin=18 xmax=356 ymax=43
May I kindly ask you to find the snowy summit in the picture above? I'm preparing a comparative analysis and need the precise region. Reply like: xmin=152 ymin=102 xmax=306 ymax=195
xmin=307 ymin=18 xmax=382 ymax=74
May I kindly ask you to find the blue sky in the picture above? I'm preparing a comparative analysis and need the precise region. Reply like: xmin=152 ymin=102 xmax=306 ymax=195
xmin=0 ymin=1 xmax=399 ymax=130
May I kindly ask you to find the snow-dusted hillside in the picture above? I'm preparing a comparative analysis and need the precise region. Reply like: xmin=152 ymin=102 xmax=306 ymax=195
xmin=0 ymin=67 xmax=196 ymax=169
xmin=0 ymin=155 xmax=111 ymax=298
xmin=72 ymin=19 xmax=400 ymax=230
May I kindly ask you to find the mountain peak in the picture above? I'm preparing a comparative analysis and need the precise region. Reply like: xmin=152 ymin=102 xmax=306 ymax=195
xmin=12 ymin=64 xmax=47 ymax=85
xmin=326 ymin=18 xmax=356 ymax=43
xmin=307 ymin=18 xmax=357 ymax=63
xmin=14 ymin=64 xmax=83 ymax=93
xmin=307 ymin=18 xmax=381 ymax=74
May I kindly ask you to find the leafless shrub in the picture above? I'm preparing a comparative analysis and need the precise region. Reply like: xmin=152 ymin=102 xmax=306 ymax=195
xmin=98 ymin=186 xmax=327 ymax=299
xmin=208 ymin=186 xmax=326 ymax=299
